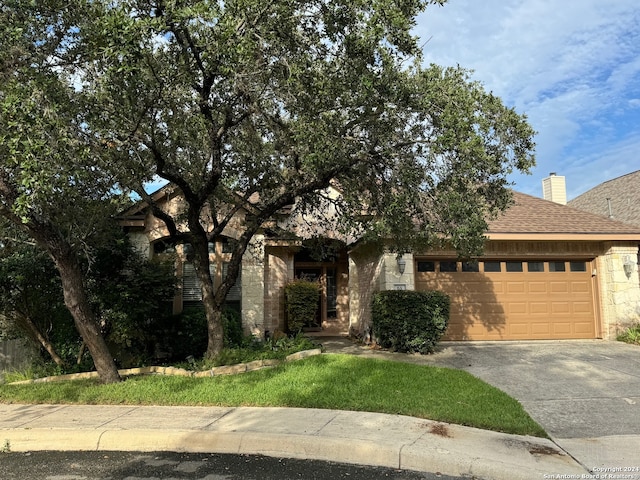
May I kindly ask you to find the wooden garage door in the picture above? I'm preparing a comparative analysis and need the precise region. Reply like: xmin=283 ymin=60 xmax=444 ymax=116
xmin=415 ymin=259 xmax=597 ymax=340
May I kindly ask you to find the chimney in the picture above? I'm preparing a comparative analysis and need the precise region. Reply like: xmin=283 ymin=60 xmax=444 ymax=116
xmin=542 ymin=172 xmax=567 ymax=205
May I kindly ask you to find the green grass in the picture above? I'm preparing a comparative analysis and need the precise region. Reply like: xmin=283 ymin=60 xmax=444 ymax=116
xmin=0 ymin=354 xmax=546 ymax=437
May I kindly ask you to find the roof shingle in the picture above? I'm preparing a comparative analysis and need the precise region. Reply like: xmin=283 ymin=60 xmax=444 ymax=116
xmin=488 ymin=191 xmax=640 ymax=236
xmin=567 ymin=170 xmax=640 ymax=228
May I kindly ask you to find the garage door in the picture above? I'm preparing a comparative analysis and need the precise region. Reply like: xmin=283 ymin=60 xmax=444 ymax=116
xmin=415 ymin=259 xmax=597 ymax=340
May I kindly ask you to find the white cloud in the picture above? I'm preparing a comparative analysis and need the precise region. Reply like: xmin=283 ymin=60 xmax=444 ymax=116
xmin=415 ymin=0 xmax=640 ymax=197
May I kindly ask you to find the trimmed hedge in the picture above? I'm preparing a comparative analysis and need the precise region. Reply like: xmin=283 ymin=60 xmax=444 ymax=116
xmin=371 ymin=290 xmax=450 ymax=354
xmin=285 ymin=280 xmax=320 ymax=333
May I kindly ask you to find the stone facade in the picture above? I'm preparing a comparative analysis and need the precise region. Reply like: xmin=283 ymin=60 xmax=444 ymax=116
xmin=597 ymin=243 xmax=640 ymax=338
xmin=123 ymin=185 xmax=640 ymax=342
xmin=347 ymin=244 xmax=383 ymax=336
xmin=240 ymin=234 xmax=266 ymax=337
xmin=263 ymin=247 xmax=293 ymax=336
xmin=379 ymin=252 xmax=415 ymax=292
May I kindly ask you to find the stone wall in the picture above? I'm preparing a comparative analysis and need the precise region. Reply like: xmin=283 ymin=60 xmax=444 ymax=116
xmin=346 ymin=249 xmax=422 ymax=336
xmin=379 ymin=252 xmax=415 ymax=292
xmin=348 ymin=244 xmax=384 ymax=336
xmin=597 ymin=242 xmax=640 ymax=339
xmin=241 ymin=234 xmax=265 ymax=337
xmin=263 ymin=247 xmax=293 ymax=336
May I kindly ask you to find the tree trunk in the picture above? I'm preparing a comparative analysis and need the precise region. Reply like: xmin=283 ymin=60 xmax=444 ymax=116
xmin=1 ymin=207 xmax=121 ymax=383
xmin=77 ymin=342 xmax=86 ymax=365
xmin=189 ymin=235 xmax=224 ymax=359
xmin=17 ymin=313 xmax=67 ymax=367
xmin=204 ymin=301 xmax=224 ymax=359
xmin=54 ymin=254 xmax=121 ymax=383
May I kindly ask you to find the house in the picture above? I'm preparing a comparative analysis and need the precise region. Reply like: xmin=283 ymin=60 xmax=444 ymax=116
xmin=567 ymin=170 xmax=640 ymax=228
xmin=121 ymin=183 xmax=640 ymax=342
xmin=426 ymin=190 xmax=640 ymax=340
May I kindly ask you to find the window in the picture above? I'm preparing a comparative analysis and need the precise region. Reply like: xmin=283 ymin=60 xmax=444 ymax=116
xmin=549 ymin=262 xmax=566 ymax=272
xmin=461 ymin=261 xmax=479 ymax=272
xmin=183 ymin=263 xmax=241 ymax=304
xmin=506 ymin=261 xmax=523 ymax=272
xmin=182 ymin=263 xmax=216 ymax=302
xmin=570 ymin=261 xmax=587 ymax=272
xmin=222 ymin=262 xmax=242 ymax=302
xmin=528 ymin=262 xmax=544 ymax=272
xmin=483 ymin=261 xmax=501 ymax=272
xmin=417 ymin=261 xmax=435 ymax=272
xmin=326 ymin=268 xmax=337 ymax=318
xmin=439 ymin=261 xmax=457 ymax=272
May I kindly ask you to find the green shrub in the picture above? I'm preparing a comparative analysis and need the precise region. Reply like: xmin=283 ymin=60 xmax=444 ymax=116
xmin=0 ymin=238 xmax=178 ymax=371
xmin=161 ymin=307 xmax=208 ymax=361
xmin=371 ymin=290 xmax=450 ymax=354
xmin=617 ymin=324 xmax=640 ymax=345
xmin=180 ymin=333 xmax=322 ymax=369
xmin=285 ymin=280 xmax=320 ymax=333
xmin=156 ymin=306 xmax=245 ymax=362
xmin=222 ymin=307 xmax=244 ymax=347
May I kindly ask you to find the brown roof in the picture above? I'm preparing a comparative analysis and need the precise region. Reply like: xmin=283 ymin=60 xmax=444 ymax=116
xmin=487 ymin=191 xmax=640 ymax=240
xmin=567 ymin=170 xmax=640 ymax=228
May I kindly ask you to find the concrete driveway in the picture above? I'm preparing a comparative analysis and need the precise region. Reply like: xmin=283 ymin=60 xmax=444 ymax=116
xmin=322 ymin=338 xmax=640 ymax=470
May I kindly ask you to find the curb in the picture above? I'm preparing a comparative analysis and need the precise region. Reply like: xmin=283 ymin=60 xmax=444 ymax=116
xmin=1 ymin=406 xmax=589 ymax=480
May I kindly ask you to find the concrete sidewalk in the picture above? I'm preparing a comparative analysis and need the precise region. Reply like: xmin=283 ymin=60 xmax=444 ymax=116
xmin=0 ymin=403 xmax=587 ymax=480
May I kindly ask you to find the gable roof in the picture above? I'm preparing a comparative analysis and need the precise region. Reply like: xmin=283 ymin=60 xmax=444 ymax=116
xmin=567 ymin=170 xmax=640 ymax=228
xmin=487 ymin=191 xmax=640 ymax=241
xmin=121 ymin=182 xmax=640 ymax=243
xmin=118 ymin=184 xmax=174 ymax=226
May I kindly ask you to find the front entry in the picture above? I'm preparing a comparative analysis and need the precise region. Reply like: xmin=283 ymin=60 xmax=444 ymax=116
xmin=294 ymin=266 xmax=338 ymax=330
xmin=293 ymin=243 xmax=349 ymax=335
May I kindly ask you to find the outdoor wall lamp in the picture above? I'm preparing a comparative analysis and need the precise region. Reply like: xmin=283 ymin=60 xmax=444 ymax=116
xmin=396 ymin=255 xmax=407 ymax=275
xmin=623 ymin=256 xmax=635 ymax=278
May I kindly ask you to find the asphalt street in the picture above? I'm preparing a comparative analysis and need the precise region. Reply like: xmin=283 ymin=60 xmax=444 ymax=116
xmin=2 ymin=451 xmax=468 ymax=480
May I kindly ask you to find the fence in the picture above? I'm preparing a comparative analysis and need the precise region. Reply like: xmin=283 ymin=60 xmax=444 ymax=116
xmin=0 ymin=338 xmax=35 ymax=373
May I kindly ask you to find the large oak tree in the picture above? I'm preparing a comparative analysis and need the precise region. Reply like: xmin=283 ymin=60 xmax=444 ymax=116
xmin=0 ymin=1 xmax=125 ymax=382
xmin=2 ymin=0 xmax=535 ymax=361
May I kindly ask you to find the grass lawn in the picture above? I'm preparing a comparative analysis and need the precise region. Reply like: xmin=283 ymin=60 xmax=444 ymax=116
xmin=0 ymin=353 xmax=546 ymax=437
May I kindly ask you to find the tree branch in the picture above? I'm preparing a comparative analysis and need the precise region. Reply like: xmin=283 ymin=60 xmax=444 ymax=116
xmin=133 ymin=186 xmax=182 ymax=241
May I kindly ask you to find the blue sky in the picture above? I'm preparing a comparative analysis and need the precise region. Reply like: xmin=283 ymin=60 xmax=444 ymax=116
xmin=415 ymin=0 xmax=640 ymax=199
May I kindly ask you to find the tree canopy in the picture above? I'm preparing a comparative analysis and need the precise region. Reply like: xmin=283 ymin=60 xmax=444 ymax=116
xmin=1 ymin=0 xmax=535 ymax=361
xmin=0 ymin=1 xmax=132 ymax=382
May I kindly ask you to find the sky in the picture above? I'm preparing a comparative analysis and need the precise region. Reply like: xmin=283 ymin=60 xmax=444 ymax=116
xmin=414 ymin=0 xmax=640 ymax=200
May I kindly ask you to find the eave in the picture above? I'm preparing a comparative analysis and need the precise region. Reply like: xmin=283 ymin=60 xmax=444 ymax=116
xmin=486 ymin=232 xmax=640 ymax=242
